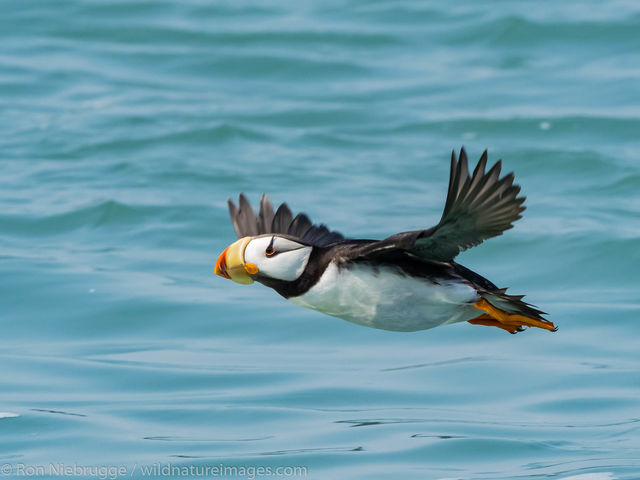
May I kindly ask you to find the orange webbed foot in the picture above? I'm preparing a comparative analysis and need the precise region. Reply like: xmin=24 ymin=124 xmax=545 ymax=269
xmin=470 ymin=298 xmax=556 ymax=333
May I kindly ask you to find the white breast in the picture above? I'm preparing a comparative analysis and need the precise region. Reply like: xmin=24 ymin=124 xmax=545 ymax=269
xmin=289 ymin=262 xmax=480 ymax=332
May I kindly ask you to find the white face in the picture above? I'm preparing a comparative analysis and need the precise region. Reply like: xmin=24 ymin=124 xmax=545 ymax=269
xmin=244 ymin=236 xmax=312 ymax=282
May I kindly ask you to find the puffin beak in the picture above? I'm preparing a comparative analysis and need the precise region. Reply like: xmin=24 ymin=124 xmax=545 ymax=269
xmin=214 ymin=237 xmax=257 ymax=285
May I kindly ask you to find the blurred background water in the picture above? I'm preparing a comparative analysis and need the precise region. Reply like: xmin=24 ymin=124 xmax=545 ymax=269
xmin=1 ymin=1 xmax=639 ymax=479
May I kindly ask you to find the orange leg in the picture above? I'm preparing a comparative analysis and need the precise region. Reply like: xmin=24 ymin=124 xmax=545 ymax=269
xmin=468 ymin=314 xmax=524 ymax=334
xmin=472 ymin=298 xmax=557 ymax=332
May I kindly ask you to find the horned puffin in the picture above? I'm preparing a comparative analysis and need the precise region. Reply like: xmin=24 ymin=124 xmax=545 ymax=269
xmin=215 ymin=148 xmax=556 ymax=334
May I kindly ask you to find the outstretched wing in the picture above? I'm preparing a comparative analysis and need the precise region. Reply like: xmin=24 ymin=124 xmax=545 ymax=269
xmin=359 ymin=148 xmax=526 ymax=262
xmin=227 ymin=194 xmax=344 ymax=247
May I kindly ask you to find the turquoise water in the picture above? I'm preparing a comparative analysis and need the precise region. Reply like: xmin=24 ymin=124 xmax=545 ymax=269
xmin=1 ymin=1 xmax=640 ymax=479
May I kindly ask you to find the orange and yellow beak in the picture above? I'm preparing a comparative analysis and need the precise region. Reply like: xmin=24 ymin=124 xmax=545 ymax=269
xmin=214 ymin=237 xmax=259 ymax=285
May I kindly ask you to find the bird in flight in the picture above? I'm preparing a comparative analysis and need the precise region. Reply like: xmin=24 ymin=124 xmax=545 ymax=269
xmin=215 ymin=148 xmax=556 ymax=334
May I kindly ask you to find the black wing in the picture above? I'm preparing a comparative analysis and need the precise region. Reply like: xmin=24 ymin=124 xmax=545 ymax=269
xmin=358 ymin=148 xmax=526 ymax=262
xmin=227 ymin=194 xmax=344 ymax=247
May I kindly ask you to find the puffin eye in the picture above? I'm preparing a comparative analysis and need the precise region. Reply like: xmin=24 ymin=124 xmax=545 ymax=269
xmin=265 ymin=237 xmax=276 ymax=257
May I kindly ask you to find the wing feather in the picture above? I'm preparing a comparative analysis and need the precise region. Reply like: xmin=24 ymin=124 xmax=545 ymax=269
xmin=289 ymin=213 xmax=313 ymax=239
xmin=355 ymin=148 xmax=526 ymax=262
xmin=271 ymin=203 xmax=293 ymax=234
xmin=257 ymin=194 xmax=275 ymax=234
xmin=227 ymin=193 xmax=259 ymax=237
xmin=227 ymin=194 xmax=344 ymax=247
xmin=411 ymin=148 xmax=526 ymax=261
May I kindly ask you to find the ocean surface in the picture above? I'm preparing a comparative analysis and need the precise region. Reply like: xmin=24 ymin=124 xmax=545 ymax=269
xmin=1 ymin=1 xmax=639 ymax=479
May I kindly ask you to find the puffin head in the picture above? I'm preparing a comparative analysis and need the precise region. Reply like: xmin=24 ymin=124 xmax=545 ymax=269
xmin=214 ymin=235 xmax=313 ymax=286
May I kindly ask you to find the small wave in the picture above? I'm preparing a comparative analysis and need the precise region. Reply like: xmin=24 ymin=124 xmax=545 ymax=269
xmin=31 ymin=408 xmax=87 ymax=417
xmin=0 ymin=412 xmax=19 ymax=419
xmin=559 ymin=473 xmax=616 ymax=480
xmin=0 ymin=200 xmax=166 ymax=236
xmin=385 ymin=116 xmax=640 ymax=139
xmin=451 ymin=15 xmax=640 ymax=48
xmin=597 ymin=174 xmax=640 ymax=195
xmin=61 ymin=124 xmax=270 ymax=158
xmin=144 ymin=435 xmax=273 ymax=442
